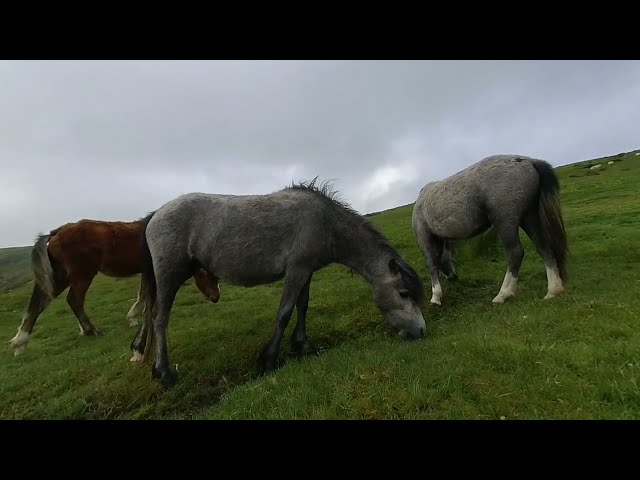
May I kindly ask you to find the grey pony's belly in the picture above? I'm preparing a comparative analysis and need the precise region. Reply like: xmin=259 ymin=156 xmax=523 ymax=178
xmin=421 ymin=188 xmax=490 ymax=240
xmin=218 ymin=269 xmax=287 ymax=288
xmin=427 ymin=214 xmax=491 ymax=240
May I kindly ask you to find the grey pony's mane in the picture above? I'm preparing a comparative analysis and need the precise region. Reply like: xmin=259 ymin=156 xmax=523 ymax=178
xmin=285 ymin=177 xmax=424 ymax=304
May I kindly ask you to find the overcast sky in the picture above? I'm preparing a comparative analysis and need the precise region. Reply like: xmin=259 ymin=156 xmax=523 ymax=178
xmin=1 ymin=60 xmax=639 ymax=247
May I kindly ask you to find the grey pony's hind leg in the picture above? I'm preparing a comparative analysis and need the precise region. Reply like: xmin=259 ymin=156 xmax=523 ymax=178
xmin=440 ymin=242 xmax=458 ymax=281
xmin=258 ymin=267 xmax=312 ymax=374
xmin=521 ymin=209 xmax=565 ymax=300
xmin=150 ymin=267 xmax=191 ymax=388
xmin=492 ymin=221 xmax=525 ymax=304
xmin=290 ymin=276 xmax=318 ymax=356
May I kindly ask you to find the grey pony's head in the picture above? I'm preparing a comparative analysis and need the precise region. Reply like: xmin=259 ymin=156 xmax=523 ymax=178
xmin=373 ymin=255 xmax=426 ymax=340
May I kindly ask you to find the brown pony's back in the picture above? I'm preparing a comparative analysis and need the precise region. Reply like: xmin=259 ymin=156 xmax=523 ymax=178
xmin=47 ymin=219 xmax=144 ymax=278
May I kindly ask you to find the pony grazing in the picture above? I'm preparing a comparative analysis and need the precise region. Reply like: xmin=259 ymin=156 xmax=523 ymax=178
xmin=8 ymin=219 xmax=221 ymax=356
xmin=412 ymin=155 xmax=568 ymax=305
xmin=130 ymin=179 xmax=426 ymax=387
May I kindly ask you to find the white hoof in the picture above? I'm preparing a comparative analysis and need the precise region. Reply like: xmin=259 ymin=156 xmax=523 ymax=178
xmin=9 ymin=330 xmax=29 ymax=352
xmin=492 ymin=293 xmax=514 ymax=304
xmin=130 ymin=351 xmax=144 ymax=363
xmin=128 ymin=318 xmax=140 ymax=327
xmin=430 ymin=298 xmax=442 ymax=306
xmin=13 ymin=345 xmax=26 ymax=356
xmin=544 ymin=286 xmax=566 ymax=300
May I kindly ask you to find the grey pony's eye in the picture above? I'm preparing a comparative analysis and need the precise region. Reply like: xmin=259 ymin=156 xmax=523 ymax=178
xmin=399 ymin=289 xmax=410 ymax=298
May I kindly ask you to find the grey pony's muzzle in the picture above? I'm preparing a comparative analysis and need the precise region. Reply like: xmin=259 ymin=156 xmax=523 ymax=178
xmin=399 ymin=325 xmax=426 ymax=340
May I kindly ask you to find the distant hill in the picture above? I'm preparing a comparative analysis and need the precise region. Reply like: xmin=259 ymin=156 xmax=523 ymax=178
xmin=365 ymin=203 xmax=414 ymax=217
xmin=0 ymin=246 xmax=32 ymax=293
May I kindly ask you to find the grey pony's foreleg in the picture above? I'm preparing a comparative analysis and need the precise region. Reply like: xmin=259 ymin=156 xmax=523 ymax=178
xmin=258 ymin=268 xmax=312 ymax=373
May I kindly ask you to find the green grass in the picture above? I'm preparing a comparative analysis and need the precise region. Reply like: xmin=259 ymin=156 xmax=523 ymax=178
xmin=1 ymin=151 xmax=639 ymax=419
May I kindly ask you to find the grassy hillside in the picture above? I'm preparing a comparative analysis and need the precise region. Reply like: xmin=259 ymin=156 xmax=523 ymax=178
xmin=1 ymin=151 xmax=639 ymax=419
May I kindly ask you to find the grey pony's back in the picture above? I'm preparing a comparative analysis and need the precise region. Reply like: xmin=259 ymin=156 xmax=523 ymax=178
xmin=145 ymin=188 xmax=347 ymax=287
xmin=413 ymin=154 xmax=548 ymax=238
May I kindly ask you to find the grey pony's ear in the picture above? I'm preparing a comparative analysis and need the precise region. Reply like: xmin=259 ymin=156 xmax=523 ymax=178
xmin=389 ymin=257 xmax=400 ymax=275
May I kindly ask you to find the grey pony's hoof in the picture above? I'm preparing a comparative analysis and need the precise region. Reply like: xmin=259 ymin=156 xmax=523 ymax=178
xmin=152 ymin=366 xmax=178 ymax=388
xmin=257 ymin=351 xmax=280 ymax=376
xmin=291 ymin=340 xmax=320 ymax=357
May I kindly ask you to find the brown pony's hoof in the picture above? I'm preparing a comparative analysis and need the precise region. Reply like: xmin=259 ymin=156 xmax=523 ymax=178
xmin=81 ymin=327 xmax=102 ymax=336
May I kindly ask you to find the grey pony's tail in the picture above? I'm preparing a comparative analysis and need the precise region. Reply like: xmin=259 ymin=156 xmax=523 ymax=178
xmin=132 ymin=212 xmax=158 ymax=362
xmin=530 ymin=159 xmax=569 ymax=281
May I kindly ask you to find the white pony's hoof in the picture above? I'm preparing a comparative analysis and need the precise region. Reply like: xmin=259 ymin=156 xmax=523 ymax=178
xmin=128 ymin=318 xmax=140 ymax=327
xmin=430 ymin=298 xmax=442 ymax=306
xmin=130 ymin=351 xmax=144 ymax=363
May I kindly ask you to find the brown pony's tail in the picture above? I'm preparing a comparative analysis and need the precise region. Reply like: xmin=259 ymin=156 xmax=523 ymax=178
xmin=531 ymin=159 xmax=569 ymax=281
xmin=137 ymin=212 xmax=158 ymax=363
xmin=31 ymin=233 xmax=55 ymax=300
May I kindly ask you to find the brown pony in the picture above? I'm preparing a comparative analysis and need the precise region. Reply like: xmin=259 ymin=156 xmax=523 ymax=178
xmin=8 ymin=219 xmax=221 ymax=356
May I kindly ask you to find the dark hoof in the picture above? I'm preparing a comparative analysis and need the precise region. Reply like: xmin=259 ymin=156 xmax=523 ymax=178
xmin=257 ymin=353 xmax=279 ymax=376
xmin=446 ymin=273 xmax=459 ymax=282
xmin=291 ymin=340 xmax=319 ymax=357
xmin=152 ymin=366 xmax=178 ymax=388
xmin=82 ymin=327 xmax=102 ymax=336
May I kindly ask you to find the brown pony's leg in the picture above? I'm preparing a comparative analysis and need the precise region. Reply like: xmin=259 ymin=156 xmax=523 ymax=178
xmin=9 ymin=278 xmax=69 ymax=355
xmin=66 ymin=276 xmax=102 ymax=335
xmin=126 ymin=276 xmax=146 ymax=326
xmin=193 ymin=269 xmax=220 ymax=303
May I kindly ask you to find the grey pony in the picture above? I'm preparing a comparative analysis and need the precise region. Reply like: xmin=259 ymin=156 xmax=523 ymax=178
xmin=131 ymin=179 xmax=426 ymax=387
xmin=412 ymin=154 xmax=568 ymax=305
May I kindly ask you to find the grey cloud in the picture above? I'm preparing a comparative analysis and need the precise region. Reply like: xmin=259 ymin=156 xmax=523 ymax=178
xmin=1 ymin=60 xmax=639 ymax=247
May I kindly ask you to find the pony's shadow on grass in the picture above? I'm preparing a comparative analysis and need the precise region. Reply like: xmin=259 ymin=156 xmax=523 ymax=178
xmin=422 ymin=275 xmax=499 ymax=324
xmin=90 ymin=329 xmax=350 ymax=419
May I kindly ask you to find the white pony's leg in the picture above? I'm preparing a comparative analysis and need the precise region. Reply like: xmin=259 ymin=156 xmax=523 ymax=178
xmin=544 ymin=266 xmax=565 ymax=299
xmin=492 ymin=270 xmax=518 ymax=304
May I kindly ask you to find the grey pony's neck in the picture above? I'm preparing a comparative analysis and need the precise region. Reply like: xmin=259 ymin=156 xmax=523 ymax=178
xmin=336 ymin=226 xmax=388 ymax=287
